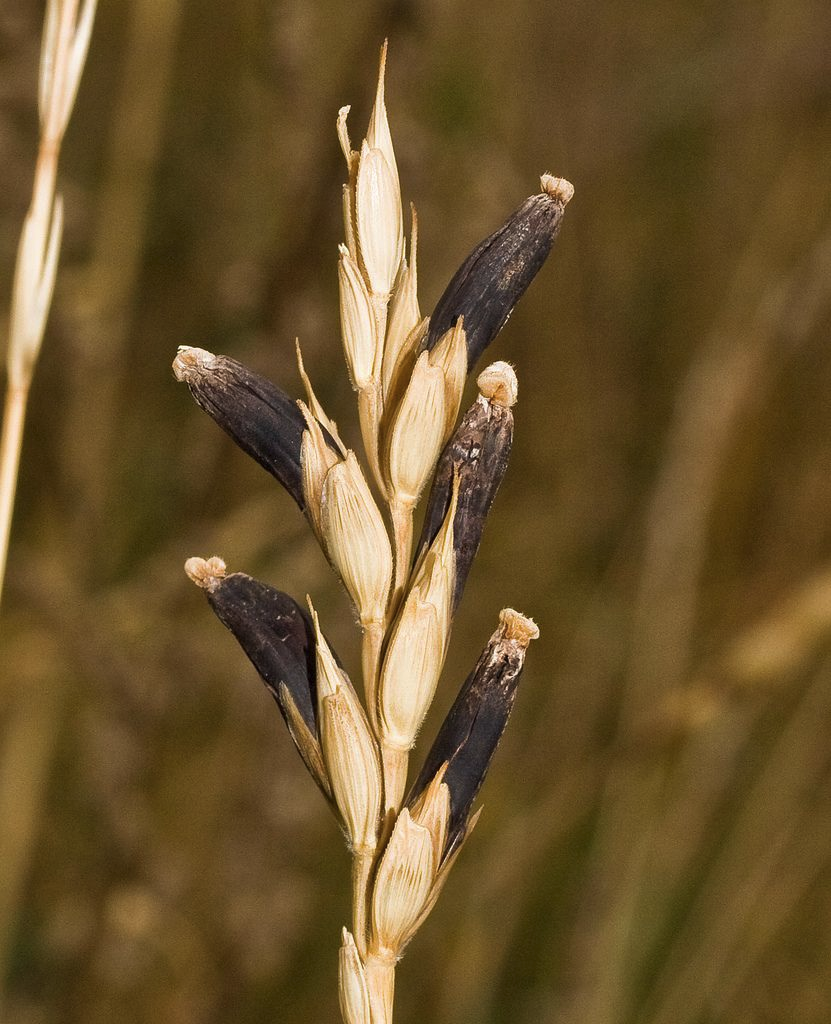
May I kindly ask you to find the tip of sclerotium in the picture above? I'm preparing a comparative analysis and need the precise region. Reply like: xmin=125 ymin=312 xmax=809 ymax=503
xmin=499 ymin=608 xmax=540 ymax=645
xmin=184 ymin=555 xmax=226 ymax=591
xmin=172 ymin=345 xmax=217 ymax=381
xmin=540 ymin=174 xmax=575 ymax=205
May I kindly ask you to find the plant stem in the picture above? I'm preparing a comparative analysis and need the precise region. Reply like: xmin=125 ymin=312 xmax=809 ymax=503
xmin=389 ymin=497 xmax=413 ymax=610
xmin=0 ymin=385 xmax=30 ymax=609
xmin=365 ymin=949 xmax=396 ymax=1024
xmin=381 ymin=743 xmax=408 ymax=814
xmin=351 ymin=847 xmax=374 ymax=958
xmin=361 ymin=619 xmax=384 ymax=732
xmin=358 ymin=384 xmax=386 ymax=499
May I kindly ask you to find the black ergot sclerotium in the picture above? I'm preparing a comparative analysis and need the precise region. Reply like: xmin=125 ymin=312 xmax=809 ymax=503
xmin=426 ymin=174 xmax=573 ymax=370
xmin=184 ymin=557 xmax=332 ymax=800
xmin=173 ymin=346 xmax=336 ymax=514
xmin=408 ymin=608 xmax=539 ymax=854
xmin=415 ymin=363 xmax=516 ymax=613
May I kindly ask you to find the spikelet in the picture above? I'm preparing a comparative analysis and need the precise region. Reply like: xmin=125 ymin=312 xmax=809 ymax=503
xmin=379 ymin=486 xmax=457 ymax=752
xmin=312 ymin=604 xmax=382 ymax=852
xmin=370 ymin=809 xmax=436 ymax=956
xmin=300 ymin=401 xmax=341 ymax=541
xmin=410 ymin=608 xmax=539 ymax=849
xmin=339 ymin=244 xmax=378 ymax=390
xmin=382 ymin=208 xmax=421 ymax=400
xmin=385 ymin=350 xmax=447 ymax=507
xmin=356 ymin=142 xmax=404 ymax=304
xmin=354 ymin=44 xmax=404 ymax=304
xmin=426 ymin=317 xmax=467 ymax=443
xmin=320 ymin=452 xmax=393 ymax=626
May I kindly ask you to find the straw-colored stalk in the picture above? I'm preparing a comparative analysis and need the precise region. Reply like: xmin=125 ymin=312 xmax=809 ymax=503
xmin=0 ymin=0 xmax=97 ymax=609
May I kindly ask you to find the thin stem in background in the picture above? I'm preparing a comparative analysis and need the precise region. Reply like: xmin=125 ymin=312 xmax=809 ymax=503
xmin=0 ymin=0 xmax=96 ymax=612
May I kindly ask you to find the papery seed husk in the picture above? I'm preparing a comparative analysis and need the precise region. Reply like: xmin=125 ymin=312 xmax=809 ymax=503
xmin=339 ymin=929 xmax=371 ymax=1024
xmin=409 ymin=808 xmax=481 ymax=938
xmin=379 ymin=588 xmax=444 ymax=752
xmin=427 ymin=318 xmax=468 ymax=444
xmin=371 ymin=809 xmax=436 ymax=954
xmin=300 ymin=403 xmax=341 ymax=541
xmin=339 ymin=245 xmax=378 ymax=390
xmin=366 ymin=40 xmax=399 ymax=195
xmin=311 ymin=604 xmax=351 ymax=703
xmin=321 ymin=452 xmax=393 ymax=624
xmin=386 ymin=351 xmax=447 ymax=506
xmin=296 ymin=341 xmax=347 ymax=454
xmin=342 ymin=182 xmax=358 ymax=262
xmin=408 ymin=768 xmax=451 ymax=869
xmin=382 ymin=208 xmax=420 ymax=398
xmin=321 ymin=690 xmax=383 ymax=852
xmin=379 ymin=495 xmax=456 ymax=750
xmin=279 ymin=684 xmax=332 ymax=801
xmin=188 ymin=564 xmax=331 ymax=797
xmin=425 ymin=176 xmax=573 ymax=370
xmin=337 ymin=106 xmax=360 ymax=260
xmin=382 ymin=315 xmax=429 ymax=419
xmin=310 ymin=601 xmax=383 ymax=850
xmin=415 ymin=377 xmax=515 ymax=612
xmin=408 ymin=609 xmax=539 ymax=852
xmin=356 ymin=141 xmax=404 ymax=299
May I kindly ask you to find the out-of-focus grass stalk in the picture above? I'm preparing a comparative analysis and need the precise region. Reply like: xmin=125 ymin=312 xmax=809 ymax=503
xmin=0 ymin=0 xmax=97 ymax=1013
xmin=0 ymin=0 xmax=97 ymax=610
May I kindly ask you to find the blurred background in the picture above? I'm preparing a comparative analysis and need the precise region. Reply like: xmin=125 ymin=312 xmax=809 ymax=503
xmin=2 ymin=0 xmax=831 ymax=1021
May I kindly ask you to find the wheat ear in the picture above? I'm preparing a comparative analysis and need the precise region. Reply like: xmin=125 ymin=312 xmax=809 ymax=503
xmin=178 ymin=41 xmax=572 ymax=1024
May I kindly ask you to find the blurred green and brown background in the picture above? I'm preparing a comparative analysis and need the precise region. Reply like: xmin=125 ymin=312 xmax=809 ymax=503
xmin=2 ymin=0 xmax=831 ymax=1021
